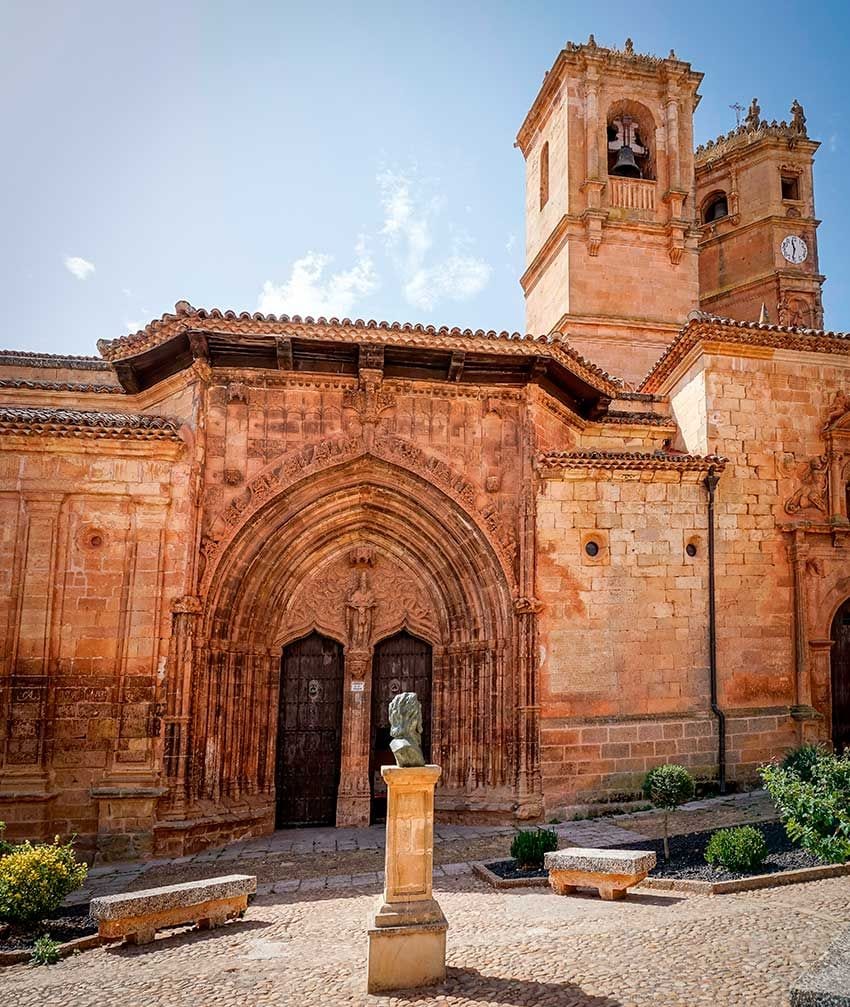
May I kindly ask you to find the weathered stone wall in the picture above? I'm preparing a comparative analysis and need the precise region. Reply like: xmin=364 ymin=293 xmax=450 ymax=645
xmin=0 ymin=376 xmax=194 ymax=853
xmin=534 ymin=455 xmax=718 ymax=809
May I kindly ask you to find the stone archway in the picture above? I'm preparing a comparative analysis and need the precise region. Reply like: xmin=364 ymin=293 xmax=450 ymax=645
xmin=169 ymin=453 xmax=540 ymax=836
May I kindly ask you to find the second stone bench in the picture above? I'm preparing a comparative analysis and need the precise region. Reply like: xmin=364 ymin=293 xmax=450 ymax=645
xmin=544 ymin=848 xmax=656 ymax=901
xmin=91 ymin=873 xmax=257 ymax=945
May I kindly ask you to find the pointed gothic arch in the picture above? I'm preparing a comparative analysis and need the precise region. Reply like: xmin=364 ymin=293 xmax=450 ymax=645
xmin=168 ymin=452 xmax=541 ymax=834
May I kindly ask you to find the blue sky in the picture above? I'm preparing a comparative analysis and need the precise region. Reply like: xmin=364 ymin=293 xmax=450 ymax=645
xmin=3 ymin=0 xmax=848 ymax=356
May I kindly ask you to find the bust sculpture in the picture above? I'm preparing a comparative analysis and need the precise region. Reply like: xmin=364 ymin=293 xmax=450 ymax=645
xmin=388 ymin=692 xmax=426 ymax=767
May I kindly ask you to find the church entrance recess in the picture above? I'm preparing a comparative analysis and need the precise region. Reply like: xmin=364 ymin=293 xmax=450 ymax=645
xmin=831 ymin=599 xmax=850 ymax=752
xmin=275 ymin=632 xmax=344 ymax=827
xmin=370 ymin=631 xmax=432 ymax=823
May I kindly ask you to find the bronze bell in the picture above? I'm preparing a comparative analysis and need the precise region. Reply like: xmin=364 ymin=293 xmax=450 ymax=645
xmin=611 ymin=145 xmax=642 ymax=178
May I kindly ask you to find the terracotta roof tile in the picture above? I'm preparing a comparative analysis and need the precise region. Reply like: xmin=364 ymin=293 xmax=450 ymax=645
xmin=96 ymin=302 xmax=623 ymax=395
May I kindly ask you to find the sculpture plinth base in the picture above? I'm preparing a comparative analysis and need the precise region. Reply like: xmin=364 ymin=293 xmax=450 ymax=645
xmin=367 ymin=764 xmax=447 ymax=993
xmin=367 ymin=918 xmax=448 ymax=993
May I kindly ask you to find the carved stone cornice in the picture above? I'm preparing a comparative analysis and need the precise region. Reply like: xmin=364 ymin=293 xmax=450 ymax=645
xmin=0 ymin=406 xmax=182 ymax=441
xmin=0 ymin=377 xmax=119 ymax=394
xmin=538 ymin=449 xmax=727 ymax=475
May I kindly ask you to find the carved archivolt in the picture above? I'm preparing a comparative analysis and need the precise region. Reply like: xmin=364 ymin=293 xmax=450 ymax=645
xmin=200 ymin=434 xmax=518 ymax=590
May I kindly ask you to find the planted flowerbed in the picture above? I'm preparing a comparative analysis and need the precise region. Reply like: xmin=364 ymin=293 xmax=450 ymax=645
xmin=615 ymin=822 xmax=823 ymax=882
xmin=477 ymin=822 xmax=835 ymax=888
xmin=0 ymin=903 xmax=97 ymax=958
xmin=0 ymin=824 xmax=91 ymax=964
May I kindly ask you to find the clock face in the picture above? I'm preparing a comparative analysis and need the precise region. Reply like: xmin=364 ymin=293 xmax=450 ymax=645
xmin=781 ymin=234 xmax=808 ymax=264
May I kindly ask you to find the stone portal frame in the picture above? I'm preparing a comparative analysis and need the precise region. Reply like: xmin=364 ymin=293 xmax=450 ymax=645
xmin=163 ymin=453 xmax=541 ymax=835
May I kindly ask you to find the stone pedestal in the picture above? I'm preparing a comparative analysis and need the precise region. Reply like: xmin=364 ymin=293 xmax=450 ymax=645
xmin=367 ymin=764 xmax=447 ymax=993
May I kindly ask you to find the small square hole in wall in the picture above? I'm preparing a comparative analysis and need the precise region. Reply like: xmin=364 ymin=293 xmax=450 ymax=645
xmin=781 ymin=174 xmax=800 ymax=201
xmin=581 ymin=531 xmax=610 ymax=566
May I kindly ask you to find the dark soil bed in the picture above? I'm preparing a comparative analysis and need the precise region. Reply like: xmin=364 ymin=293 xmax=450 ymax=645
xmin=0 ymin=903 xmax=96 ymax=954
xmin=485 ymin=859 xmax=548 ymax=881
xmin=485 ymin=822 xmax=835 ymax=884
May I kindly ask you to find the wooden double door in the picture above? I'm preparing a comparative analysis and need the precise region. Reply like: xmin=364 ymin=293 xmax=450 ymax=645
xmin=275 ymin=630 xmax=432 ymax=828
xmin=831 ymin=599 xmax=850 ymax=752
xmin=369 ymin=632 xmax=432 ymax=823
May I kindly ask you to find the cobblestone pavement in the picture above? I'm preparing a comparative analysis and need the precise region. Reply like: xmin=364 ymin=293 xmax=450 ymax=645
xmin=66 ymin=791 xmax=776 ymax=904
xmin=8 ymin=871 xmax=849 ymax=1006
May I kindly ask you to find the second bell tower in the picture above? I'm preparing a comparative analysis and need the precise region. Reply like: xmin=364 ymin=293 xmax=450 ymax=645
xmin=516 ymin=37 xmax=704 ymax=382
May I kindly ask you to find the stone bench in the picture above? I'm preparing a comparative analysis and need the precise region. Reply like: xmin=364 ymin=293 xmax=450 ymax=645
xmin=544 ymin=848 xmax=656 ymax=901
xmin=90 ymin=874 xmax=257 ymax=945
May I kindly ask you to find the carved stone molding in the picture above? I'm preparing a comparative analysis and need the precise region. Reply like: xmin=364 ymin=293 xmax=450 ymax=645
xmin=342 ymin=369 xmax=396 ymax=424
xmin=200 ymin=434 xmax=518 ymax=591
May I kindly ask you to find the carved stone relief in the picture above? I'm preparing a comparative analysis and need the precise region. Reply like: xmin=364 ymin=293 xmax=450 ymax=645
xmin=277 ymin=548 xmax=438 ymax=650
xmin=782 ymin=453 xmax=828 ymax=515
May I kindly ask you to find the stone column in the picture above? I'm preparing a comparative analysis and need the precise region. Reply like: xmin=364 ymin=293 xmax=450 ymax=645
xmin=584 ymin=70 xmax=600 ymax=183
xmin=665 ymin=96 xmax=681 ymax=194
xmin=336 ymin=648 xmax=373 ymax=827
xmin=162 ymin=596 xmax=202 ymax=819
xmin=367 ymin=764 xmax=447 ymax=994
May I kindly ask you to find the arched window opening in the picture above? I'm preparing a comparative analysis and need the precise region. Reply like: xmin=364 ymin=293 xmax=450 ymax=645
xmin=703 ymin=192 xmax=729 ymax=223
xmin=606 ymin=101 xmax=656 ymax=181
xmin=539 ymin=141 xmax=549 ymax=209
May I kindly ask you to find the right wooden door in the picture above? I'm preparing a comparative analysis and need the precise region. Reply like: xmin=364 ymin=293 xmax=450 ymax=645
xmin=831 ymin=598 xmax=850 ymax=752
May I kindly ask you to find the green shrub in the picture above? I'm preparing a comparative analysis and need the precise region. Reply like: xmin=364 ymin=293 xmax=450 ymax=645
xmin=705 ymin=826 xmax=768 ymax=872
xmin=0 ymin=837 xmax=88 ymax=925
xmin=761 ymin=749 xmax=850 ymax=863
xmin=510 ymin=828 xmax=558 ymax=868
xmin=30 ymin=934 xmax=61 ymax=966
xmin=780 ymin=743 xmax=829 ymax=782
xmin=642 ymin=764 xmax=695 ymax=859
xmin=0 ymin=822 xmax=14 ymax=858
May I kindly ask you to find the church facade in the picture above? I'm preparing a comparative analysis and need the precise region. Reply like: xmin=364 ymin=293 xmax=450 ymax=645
xmin=2 ymin=38 xmax=849 ymax=859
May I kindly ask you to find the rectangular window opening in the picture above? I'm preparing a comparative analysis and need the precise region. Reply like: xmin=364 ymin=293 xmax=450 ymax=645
xmin=781 ymin=174 xmax=800 ymax=201
xmin=539 ymin=141 xmax=549 ymax=210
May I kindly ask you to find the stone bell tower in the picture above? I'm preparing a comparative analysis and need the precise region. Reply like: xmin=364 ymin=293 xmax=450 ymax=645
xmin=695 ymin=98 xmax=825 ymax=328
xmin=516 ymin=37 xmax=704 ymax=383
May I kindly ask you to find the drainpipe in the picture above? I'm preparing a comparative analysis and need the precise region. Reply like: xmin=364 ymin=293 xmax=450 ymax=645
xmin=704 ymin=465 xmax=726 ymax=794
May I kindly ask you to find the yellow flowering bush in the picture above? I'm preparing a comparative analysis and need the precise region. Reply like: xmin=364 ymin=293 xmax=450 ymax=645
xmin=0 ymin=836 xmax=87 ymax=925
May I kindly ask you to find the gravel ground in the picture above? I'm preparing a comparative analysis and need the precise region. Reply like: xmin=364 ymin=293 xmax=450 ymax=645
xmin=5 ymin=872 xmax=850 ymax=1006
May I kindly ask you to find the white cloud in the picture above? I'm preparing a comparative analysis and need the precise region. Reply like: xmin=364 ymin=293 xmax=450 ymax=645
xmin=124 ymin=319 xmax=143 ymax=333
xmin=829 ymin=133 xmax=838 ymax=153
xmin=377 ymin=167 xmax=491 ymax=312
xmin=259 ymin=238 xmax=378 ymax=318
xmin=404 ymin=256 xmax=493 ymax=312
xmin=505 ymin=233 xmax=516 ymax=252
xmin=64 ymin=256 xmax=95 ymax=280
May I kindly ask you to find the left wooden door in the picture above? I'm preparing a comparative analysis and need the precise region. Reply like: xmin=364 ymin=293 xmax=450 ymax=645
xmin=275 ymin=632 xmax=344 ymax=828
